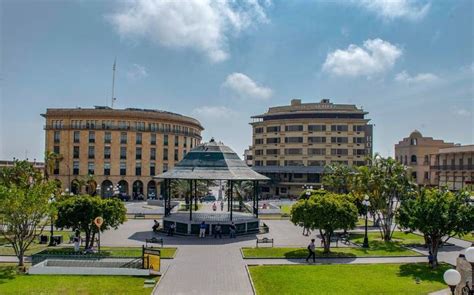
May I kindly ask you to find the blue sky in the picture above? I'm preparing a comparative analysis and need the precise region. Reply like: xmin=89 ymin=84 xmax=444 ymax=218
xmin=1 ymin=0 xmax=473 ymax=161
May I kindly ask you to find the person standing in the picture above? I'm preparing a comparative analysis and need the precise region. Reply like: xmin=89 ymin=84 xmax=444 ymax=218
xmin=220 ymin=200 xmax=224 ymax=211
xmin=167 ymin=223 xmax=175 ymax=236
xmin=229 ymin=222 xmax=236 ymax=238
xmin=73 ymin=236 xmax=81 ymax=252
xmin=306 ymin=239 xmax=316 ymax=263
xmin=199 ymin=221 xmax=206 ymax=238
xmin=214 ymin=223 xmax=222 ymax=239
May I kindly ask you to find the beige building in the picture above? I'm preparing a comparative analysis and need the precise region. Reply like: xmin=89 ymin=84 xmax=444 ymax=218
xmin=243 ymin=147 xmax=253 ymax=167
xmin=42 ymin=106 xmax=203 ymax=199
xmin=395 ymin=130 xmax=455 ymax=185
xmin=250 ymin=99 xmax=373 ymax=197
xmin=429 ymin=145 xmax=474 ymax=190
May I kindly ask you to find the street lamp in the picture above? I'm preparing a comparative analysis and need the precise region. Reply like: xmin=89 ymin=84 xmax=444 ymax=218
xmin=443 ymin=247 xmax=474 ymax=295
xmin=444 ymin=269 xmax=461 ymax=295
xmin=362 ymin=195 xmax=371 ymax=248
xmin=461 ymin=247 xmax=474 ymax=294
xmin=48 ymin=194 xmax=56 ymax=246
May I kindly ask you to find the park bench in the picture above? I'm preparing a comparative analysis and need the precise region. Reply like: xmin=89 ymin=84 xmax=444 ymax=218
xmin=256 ymin=237 xmax=274 ymax=248
xmin=134 ymin=213 xmax=146 ymax=219
xmin=145 ymin=237 xmax=164 ymax=248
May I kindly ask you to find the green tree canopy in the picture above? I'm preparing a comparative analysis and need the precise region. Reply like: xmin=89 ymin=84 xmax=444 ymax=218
xmin=55 ymin=195 xmax=126 ymax=248
xmin=322 ymin=163 xmax=354 ymax=194
xmin=397 ymin=188 xmax=474 ymax=268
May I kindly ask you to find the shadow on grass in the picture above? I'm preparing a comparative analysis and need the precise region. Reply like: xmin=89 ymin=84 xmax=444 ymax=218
xmin=0 ymin=266 xmax=16 ymax=284
xmin=283 ymin=249 xmax=357 ymax=258
xmin=398 ymin=263 xmax=450 ymax=284
xmin=37 ymin=247 xmax=114 ymax=257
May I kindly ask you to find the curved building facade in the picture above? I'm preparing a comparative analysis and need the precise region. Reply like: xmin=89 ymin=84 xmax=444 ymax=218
xmin=42 ymin=106 xmax=203 ymax=199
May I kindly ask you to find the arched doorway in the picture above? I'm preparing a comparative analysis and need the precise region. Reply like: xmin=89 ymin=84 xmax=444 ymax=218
xmin=118 ymin=180 xmax=129 ymax=196
xmin=86 ymin=180 xmax=97 ymax=196
xmin=147 ymin=180 xmax=157 ymax=199
xmin=101 ymin=180 xmax=113 ymax=198
xmin=132 ymin=180 xmax=144 ymax=200
xmin=71 ymin=180 xmax=80 ymax=195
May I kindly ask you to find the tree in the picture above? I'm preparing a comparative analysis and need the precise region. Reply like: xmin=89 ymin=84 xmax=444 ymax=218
xmin=397 ymin=188 xmax=474 ymax=268
xmin=44 ymin=151 xmax=63 ymax=182
xmin=352 ymin=155 xmax=415 ymax=241
xmin=322 ymin=163 xmax=354 ymax=194
xmin=55 ymin=195 xmax=126 ymax=249
xmin=291 ymin=192 xmax=358 ymax=253
xmin=234 ymin=181 xmax=253 ymax=211
xmin=0 ymin=160 xmax=56 ymax=266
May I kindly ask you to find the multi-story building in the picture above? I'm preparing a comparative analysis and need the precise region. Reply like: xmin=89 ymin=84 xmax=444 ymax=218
xmin=42 ymin=106 xmax=203 ymax=199
xmin=243 ymin=147 xmax=253 ymax=167
xmin=250 ymin=99 xmax=373 ymax=197
xmin=395 ymin=130 xmax=455 ymax=185
xmin=429 ymin=145 xmax=474 ymax=190
xmin=0 ymin=160 xmax=44 ymax=172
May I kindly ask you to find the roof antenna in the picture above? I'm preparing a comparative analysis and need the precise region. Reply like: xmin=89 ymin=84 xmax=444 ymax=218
xmin=111 ymin=57 xmax=117 ymax=108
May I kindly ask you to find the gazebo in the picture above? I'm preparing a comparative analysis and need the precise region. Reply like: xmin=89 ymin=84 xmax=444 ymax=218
xmin=154 ymin=139 xmax=269 ymax=235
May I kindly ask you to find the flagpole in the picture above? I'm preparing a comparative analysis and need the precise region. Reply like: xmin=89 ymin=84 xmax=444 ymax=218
xmin=111 ymin=57 xmax=116 ymax=108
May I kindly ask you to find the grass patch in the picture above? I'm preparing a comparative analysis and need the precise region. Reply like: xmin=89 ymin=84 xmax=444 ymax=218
xmin=350 ymin=231 xmax=425 ymax=246
xmin=0 ymin=265 xmax=157 ymax=295
xmin=178 ymin=204 xmax=203 ymax=211
xmin=242 ymin=244 xmax=420 ymax=258
xmin=355 ymin=218 xmax=373 ymax=227
xmin=457 ymin=232 xmax=474 ymax=242
xmin=248 ymin=263 xmax=450 ymax=295
xmin=37 ymin=246 xmax=177 ymax=259
xmin=279 ymin=205 xmax=292 ymax=215
xmin=0 ymin=231 xmax=75 ymax=256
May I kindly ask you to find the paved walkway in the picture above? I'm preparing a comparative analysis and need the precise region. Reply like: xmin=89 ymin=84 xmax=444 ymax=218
xmin=244 ymin=256 xmax=428 ymax=265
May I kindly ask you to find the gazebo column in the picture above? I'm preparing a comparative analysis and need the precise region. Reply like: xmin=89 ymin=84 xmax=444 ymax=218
xmin=163 ymin=180 xmax=168 ymax=216
xmin=167 ymin=179 xmax=171 ymax=216
xmin=194 ymin=179 xmax=198 ymax=211
xmin=252 ymin=180 xmax=257 ymax=217
xmin=189 ymin=180 xmax=193 ymax=221
xmin=230 ymin=180 xmax=234 ymax=221
xmin=227 ymin=180 xmax=230 ymax=212
xmin=255 ymin=181 xmax=259 ymax=218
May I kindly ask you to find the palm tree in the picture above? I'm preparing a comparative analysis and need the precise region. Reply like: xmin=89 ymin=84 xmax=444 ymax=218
xmin=233 ymin=181 xmax=253 ymax=211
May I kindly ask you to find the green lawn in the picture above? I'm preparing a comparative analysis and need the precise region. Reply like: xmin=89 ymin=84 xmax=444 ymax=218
xmin=355 ymin=218 xmax=373 ymax=227
xmin=36 ymin=246 xmax=177 ymax=259
xmin=350 ymin=231 xmax=426 ymax=246
xmin=248 ymin=263 xmax=450 ymax=295
xmin=0 ymin=265 xmax=156 ymax=295
xmin=279 ymin=205 xmax=292 ymax=215
xmin=0 ymin=231 xmax=74 ymax=256
xmin=457 ymin=233 xmax=474 ymax=242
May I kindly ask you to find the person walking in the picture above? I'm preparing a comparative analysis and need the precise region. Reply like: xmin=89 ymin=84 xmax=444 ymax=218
xmin=220 ymin=200 xmax=224 ymax=211
xmin=199 ymin=221 xmax=207 ymax=238
xmin=428 ymin=251 xmax=434 ymax=267
xmin=229 ymin=222 xmax=236 ymax=238
xmin=306 ymin=239 xmax=316 ymax=263
xmin=167 ymin=223 xmax=175 ymax=236
xmin=214 ymin=223 xmax=222 ymax=239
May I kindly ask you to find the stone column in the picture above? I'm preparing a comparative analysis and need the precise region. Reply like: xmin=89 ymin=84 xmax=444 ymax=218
xmin=455 ymin=255 xmax=473 ymax=295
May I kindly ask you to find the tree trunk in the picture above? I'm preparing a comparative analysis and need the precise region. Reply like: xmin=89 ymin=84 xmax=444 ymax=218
xmin=89 ymin=231 xmax=96 ymax=249
xmin=430 ymin=236 xmax=440 ymax=268
xmin=84 ymin=229 xmax=91 ymax=249
xmin=18 ymin=251 xmax=24 ymax=267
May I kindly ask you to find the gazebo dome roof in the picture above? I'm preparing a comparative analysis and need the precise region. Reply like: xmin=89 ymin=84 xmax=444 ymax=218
xmin=154 ymin=139 xmax=269 ymax=181
xmin=409 ymin=130 xmax=423 ymax=138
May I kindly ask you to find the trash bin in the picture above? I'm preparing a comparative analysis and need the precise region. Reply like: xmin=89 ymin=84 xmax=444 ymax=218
xmin=52 ymin=235 xmax=63 ymax=245
xmin=39 ymin=235 xmax=48 ymax=244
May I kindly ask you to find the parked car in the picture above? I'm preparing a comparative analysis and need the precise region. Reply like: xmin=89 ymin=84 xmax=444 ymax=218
xmin=202 ymin=195 xmax=216 ymax=202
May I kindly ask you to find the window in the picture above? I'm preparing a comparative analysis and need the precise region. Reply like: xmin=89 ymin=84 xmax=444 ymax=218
xmin=266 ymin=137 xmax=280 ymax=144
xmin=163 ymin=163 xmax=168 ymax=172
xmin=411 ymin=171 xmax=417 ymax=179
xmin=331 ymin=149 xmax=348 ymax=156
xmin=410 ymin=138 xmax=417 ymax=145
xmin=424 ymin=172 xmax=429 ymax=179
xmin=294 ymin=173 xmax=303 ymax=179
xmin=354 ymin=161 xmax=366 ymax=166
xmin=353 ymin=125 xmax=365 ymax=132
xmin=73 ymin=131 xmax=80 ymax=143
xmin=120 ymin=147 xmax=127 ymax=159
xmin=174 ymin=136 xmax=179 ymax=147
xmin=104 ymin=162 xmax=111 ymax=176
xmin=331 ymin=160 xmax=348 ymax=165
xmin=285 ymin=137 xmax=303 ymax=143
xmin=163 ymin=148 xmax=168 ymax=161
xmin=285 ymin=125 xmax=303 ymax=132
xmin=164 ymin=135 xmax=168 ymax=146
xmin=284 ymin=160 xmax=303 ymax=166
xmin=255 ymin=127 xmax=264 ymax=134
xmin=73 ymin=161 xmax=79 ymax=175
xmin=150 ymin=163 xmax=156 ymax=175
xmin=308 ymin=160 xmax=326 ymax=166
xmin=331 ymin=137 xmax=348 ymax=143
xmin=266 ymin=160 xmax=279 ymax=166
xmin=120 ymin=162 xmax=126 ymax=176
xmin=88 ymin=131 xmax=95 ymax=143
xmin=53 ymin=162 xmax=59 ymax=175
xmin=120 ymin=132 xmax=127 ymax=144
xmin=53 ymin=145 xmax=60 ymax=154
xmin=88 ymin=162 xmax=94 ymax=175
xmin=331 ymin=125 xmax=348 ymax=132
xmin=104 ymin=132 xmax=111 ymax=144
xmin=151 ymin=133 xmax=157 ymax=145
xmin=424 ymin=155 xmax=429 ymax=165
xmin=104 ymin=146 xmax=111 ymax=159
xmin=308 ymin=137 xmax=326 ymax=143
xmin=73 ymin=146 xmax=80 ymax=158
xmin=284 ymin=148 xmax=302 ymax=155
xmin=308 ymin=148 xmax=326 ymax=155
xmin=137 ymin=122 xmax=145 ymax=131
xmin=266 ymin=149 xmax=280 ymax=155
xmin=254 ymin=160 xmax=263 ymax=166
xmin=308 ymin=125 xmax=326 ymax=132
xmin=353 ymin=149 xmax=366 ymax=156
xmin=53 ymin=131 xmax=60 ymax=143
xmin=411 ymin=155 xmax=417 ymax=163
xmin=255 ymin=149 xmax=263 ymax=156
xmin=136 ymin=147 xmax=142 ymax=160
xmin=88 ymin=146 xmax=95 ymax=159
xmin=267 ymin=126 xmax=281 ymax=132
xmin=255 ymin=138 xmax=264 ymax=145
xmin=136 ymin=133 xmax=142 ymax=145
xmin=174 ymin=149 xmax=179 ymax=161
xmin=135 ymin=162 xmax=142 ymax=176
xmin=353 ymin=137 xmax=365 ymax=144
xmin=150 ymin=148 xmax=156 ymax=160
xmin=184 ymin=137 xmax=187 ymax=147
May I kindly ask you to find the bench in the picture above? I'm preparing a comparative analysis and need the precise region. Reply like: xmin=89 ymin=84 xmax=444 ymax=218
xmin=256 ymin=237 xmax=274 ymax=248
xmin=134 ymin=213 xmax=146 ymax=219
xmin=145 ymin=237 xmax=163 ymax=248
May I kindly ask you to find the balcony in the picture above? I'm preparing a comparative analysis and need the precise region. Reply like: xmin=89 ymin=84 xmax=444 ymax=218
xmin=430 ymin=165 xmax=473 ymax=171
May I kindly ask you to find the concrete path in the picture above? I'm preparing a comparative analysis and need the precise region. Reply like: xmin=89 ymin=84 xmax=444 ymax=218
xmin=408 ymin=236 xmax=472 ymax=265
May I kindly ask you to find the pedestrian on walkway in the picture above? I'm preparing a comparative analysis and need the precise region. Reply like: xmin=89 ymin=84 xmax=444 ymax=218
xmin=167 ymin=223 xmax=175 ymax=236
xmin=220 ymin=200 xmax=224 ymax=211
xmin=428 ymin=251 xmax=434 ymax=267
xmin=229 ymin=222 xmax=236 ymax=238
xmin=199 ymin=221 xmax=207 ymax=238
xmin=214 ymin=223 xmax=222 ymax=239
xmin=306 ymin=239 xmax=316 ymax=263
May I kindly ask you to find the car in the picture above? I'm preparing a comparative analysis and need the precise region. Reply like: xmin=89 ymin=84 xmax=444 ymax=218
xmin=202 ymin=195 xmax=216 ymax=202
xmin=117 ymin=193 xmax=130 ymax=202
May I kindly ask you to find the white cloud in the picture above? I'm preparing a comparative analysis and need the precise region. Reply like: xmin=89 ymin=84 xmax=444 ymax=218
xmin=355 ymin=0 xmax=430 ymax=21
xmin=451 ymin=107 xmax=471 ymax=117
xmin=107 ymin=0 xmax=270 ymax=63
xmin=395 ymin=71 xmax=439 ymax=84
xmin=223 ymin=73 xmax=272 ymax=100
xmin=127 ymin=63 xmax=148 ymax=80
xmin=192 ymin=106 xmax=236 ymax=119
xmin=322 ymin=39 xmax=402 ymax=78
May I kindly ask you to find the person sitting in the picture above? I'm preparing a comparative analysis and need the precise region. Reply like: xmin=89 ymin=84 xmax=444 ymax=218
xmin=152 ymin=220 xmax=160 ymax=232
xmin=214 ymin=223 xmax=222 ymax=239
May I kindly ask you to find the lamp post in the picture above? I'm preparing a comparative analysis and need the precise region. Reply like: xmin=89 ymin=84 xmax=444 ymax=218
xmin=362 ymin=195 xmax=371 ymax=248
xmin=462 ymin=247 xmax=474 ymax=294
xmin=444 ymin=269 xmax=462 ymax=295
xmin=443 ymin=247 xmax=474 ymax=295
xmin=48 ymin=194 xmax=56 ymax=246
